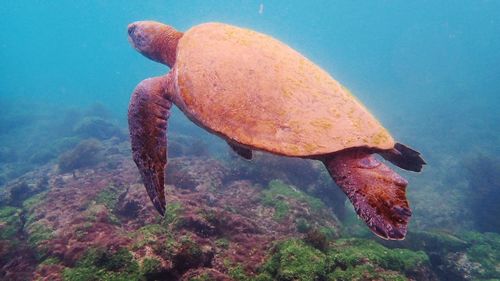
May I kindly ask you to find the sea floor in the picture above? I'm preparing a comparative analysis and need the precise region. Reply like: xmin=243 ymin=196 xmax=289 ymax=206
xmin=0 ymin=105 xmax=498 ymax=281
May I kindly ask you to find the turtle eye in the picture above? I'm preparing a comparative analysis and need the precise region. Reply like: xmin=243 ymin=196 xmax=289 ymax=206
xmin=128 ymin=24 xmax=137 ymax=36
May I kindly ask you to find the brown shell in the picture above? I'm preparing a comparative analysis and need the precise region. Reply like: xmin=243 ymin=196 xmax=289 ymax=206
xmin=174 ymin=23 xmax=394 ymax=156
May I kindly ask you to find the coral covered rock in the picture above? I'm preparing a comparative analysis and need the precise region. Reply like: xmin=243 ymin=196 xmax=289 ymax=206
xmin=169 ymin=134 xmax=210 ymax=158
xmin=0 ymin=167 xmax=50 ymax=207
xmin=166 ymin=157 xmax=228 ymax=191
xmin=381 ymin=230 xmax=500 ymax=281
xmin=4 ymin=134 xmax=493 ymax=281
xmin=58 ymin=139 xmax=103 ymax=172
xmin=257 ymin=238 xmax=434 ymax=281
xmin=225 ymin=153 xmax=348 ymax=220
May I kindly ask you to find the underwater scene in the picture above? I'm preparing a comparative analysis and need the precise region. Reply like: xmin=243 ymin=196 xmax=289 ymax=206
xmin=1 ymin=1 xmax=499 ymax=280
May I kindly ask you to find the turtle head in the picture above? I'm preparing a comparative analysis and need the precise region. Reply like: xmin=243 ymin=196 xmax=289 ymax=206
xmin=128 ymin=21 xmax=183 ymax=68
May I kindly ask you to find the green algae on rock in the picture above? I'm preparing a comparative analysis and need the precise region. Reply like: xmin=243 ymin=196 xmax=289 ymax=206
xmin=261 ymin=180 xmax=327 ymax=222
xmin=22 ymin=191 xmax=48 ymax=211
xmin=257 ymin=239 xmax=326 ymax=281
xmin=456 ymin=231 xmax=500 ymax=280
xmin=131 ymin=224 xmax=165 ymax=250
xmin=327 ymin=239 xmax=429 ymax=274
xmin=62 ymin=247 xmax=141 ymax=281
xmin=327 ymin=263 xmax=407 ymax=281
xmin=0 ymin=206 xmax=22 ymax=240
xmin=164 ymin=201 xmax=184 ymax=226
xmin=463 ymin=231 xmax=499 ymax=257
xmin=256 ymin=238 xmax=431 ymax=281
xmin=379 ymin=230 xmax=500 ymax=280
xmin=140 ymin=257 xmax=164 ymax=278
xmin=266 ymin=180 xmax=325 ymax=211
xmin=0 ymin=133 xmax=464 ymax=281
xmin=25 ymin=221 xmax=54 ymax=260
xmin=94 ymin=185 xmax=122 ymax=210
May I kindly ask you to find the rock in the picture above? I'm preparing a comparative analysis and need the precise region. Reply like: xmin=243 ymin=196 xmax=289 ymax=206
xmin=180 ymin=268 xmax=232 ymax=281
xmin=378 ymin=231 xmax=468 ymax=254
xmin=381 ymin=230 xmax=500 ymax=281
xmin=0 ymin=137 xmax=356 ymax=280
xmin=226 ymin=152 xmax=318 ymax=186
xmin=33 ymin=263 xmax=64 ymax=281
xmin=172 ymin=238 xmax=213 ymax=273
xmin=115 ymin=184 xmax=158 ymax=224
xmin=57 ymin=139 xmax=103 ymax=173
xmin=226 ymin=153 xmax=348 ymax=220
xmin=442 ymin=252 xmax=480 ymax=281
xmin=169 ymin=134 xmax=210 ymax=158
xmin=166 ymin=157 xmax=228 ymax=191
xmin=174 ymin=214 xmax=218 ymax=237
xmin=0 ymin=246 xmax=38 ymax=281
xmin=0 ymin=168 xmax=50 ymax=207
xmin=73 ymin=117 xmax=125 ymax=140
xmin=257 ymin=238 xmax=437 ymax=281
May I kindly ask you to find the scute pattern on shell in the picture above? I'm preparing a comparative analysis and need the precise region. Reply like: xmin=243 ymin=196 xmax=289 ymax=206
xmin=175 ymin=23 xmax=394 ymax=156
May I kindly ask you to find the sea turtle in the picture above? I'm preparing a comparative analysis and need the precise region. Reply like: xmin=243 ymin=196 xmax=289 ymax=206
xmin=127 ymin=21 xmax=425 ymax=240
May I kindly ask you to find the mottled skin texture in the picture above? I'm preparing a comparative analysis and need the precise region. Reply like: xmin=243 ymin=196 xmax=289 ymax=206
xmin=128 ymin=76 xmax=173 ymax=215
xmin=128 ymin=21 xmax=182 ymax=67
xmin=323 ymin=149 xmax=411 ymax=239
xmin=127 ymin=21 xmax=425 ymax=240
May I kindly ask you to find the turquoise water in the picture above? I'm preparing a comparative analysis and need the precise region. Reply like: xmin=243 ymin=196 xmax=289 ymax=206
xmin=1 ymin=1 xmax=499 ymax=280
xmin=3 ymin=1 xmax=499 ymax=153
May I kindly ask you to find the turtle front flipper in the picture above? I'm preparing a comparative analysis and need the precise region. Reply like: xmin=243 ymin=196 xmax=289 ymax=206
xmin=323 ymin=149 xmax=411 ymax=240
xmin=128 ymin=76 xmax=172 ymax=215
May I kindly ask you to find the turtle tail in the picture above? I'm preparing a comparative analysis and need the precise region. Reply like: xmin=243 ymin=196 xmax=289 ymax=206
xmin=381 ymin=143 xmax=426 ymax=172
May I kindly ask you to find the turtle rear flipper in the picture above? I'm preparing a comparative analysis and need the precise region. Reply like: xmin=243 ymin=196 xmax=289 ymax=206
xmin=323 ymin=150 xmax=411 ymax=240
xmin=128 ymin=76 xmax=172 ymax=215
xmin=381 ymin=143 xmax=426 ymax=172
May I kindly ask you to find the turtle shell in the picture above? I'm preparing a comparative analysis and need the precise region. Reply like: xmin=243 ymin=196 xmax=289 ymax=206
xmin=174 ymin=23 xmax=394 ymax=156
